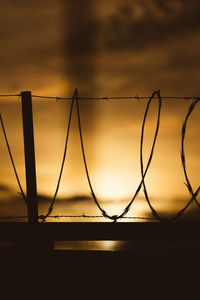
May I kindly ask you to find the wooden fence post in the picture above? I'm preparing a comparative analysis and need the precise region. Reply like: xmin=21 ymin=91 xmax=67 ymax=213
xmin=21 ymin=91 xmax=38 ymax=223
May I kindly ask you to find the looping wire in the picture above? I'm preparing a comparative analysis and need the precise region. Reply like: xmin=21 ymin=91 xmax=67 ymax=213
xmin=180 ymin=98 xmax=200 ymax=209
xmin=76 ymin=90 xmax=162 ymax=221
xmin=1 ymin=90 xmax=200 ymax=222
xmin=141 ymin=95 xmax=200 ymax=222
xmin=0 ymin=114 xmax=27 ymax=203
xmin=40 ymin=88 xmax=77 ymax=222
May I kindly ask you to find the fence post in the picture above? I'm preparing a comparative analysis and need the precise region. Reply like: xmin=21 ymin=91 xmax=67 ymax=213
xmin=21 ymin=91 xmax=38 ymax=223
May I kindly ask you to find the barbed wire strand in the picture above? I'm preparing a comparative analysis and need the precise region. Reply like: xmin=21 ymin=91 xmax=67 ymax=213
xmin=0 ymin=113 xmax=27 ymax=203
xmin=1 ymin=213 xmax=200 ymax=222
xmin=140 ymin=90 xmax=162 ymax=221
xmin=76 ymin=90 xmax=162 ymax=222
xmin=39 ymin=89 xmax=77 ymax=222
xmin=0 ymin=214 xmax=157 ymax=221
xmin=31 ymin=95 xmax=198 ymax=101
xmin=75 ymin=90 xmax=108 ymax=219
xmin=181 ymin=98 xmax=200 ymax=208
xmin=0 ymin=94 xmax=20 ymax=97
xmin=1 ymin=91 xmax=200 ymax=223
xmin=141 ymin=97 xmax=200 ymax=222
xmin=117 ymin=91 xmax=162 ymax=221
xmin=0 ymin=93 xmax=198 ymax=101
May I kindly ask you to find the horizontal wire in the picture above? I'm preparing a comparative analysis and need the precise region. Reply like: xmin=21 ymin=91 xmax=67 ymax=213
xmin=0 ymin=94 xmax=20 ymax=97
xmin=0 ymin=215 xmax=199 ymax=222
xmin=1 ymin=90 xmax=200 ymax=224
xmin=0 ymin=93 xmax=198 ymax=101
xmin=31 ymin=95 xmax=197 ymax=101
xmin=0 ymin=215 xmax=157 ymax=221
xmin=42 ymin=215 xmax=157 ymax=220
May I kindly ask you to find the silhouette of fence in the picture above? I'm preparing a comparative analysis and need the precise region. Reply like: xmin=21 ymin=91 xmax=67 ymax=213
xmin=0 ymin=89 xmax=199 ymax=224
xmin=0 ymin=89 xmax=200 ymax=252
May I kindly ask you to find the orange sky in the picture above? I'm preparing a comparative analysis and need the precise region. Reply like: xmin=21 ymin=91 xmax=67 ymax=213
xmin=0 ymin=0 xmax=200 ymax=221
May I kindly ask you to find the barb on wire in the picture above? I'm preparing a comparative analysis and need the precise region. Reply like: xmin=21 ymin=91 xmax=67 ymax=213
xmin=39 ymin=89 xmax=77 ymax=222
xmin=76 ymin=90 xmax=162 ymax=222
xmin=0 ymin=113 xmax=27 ymax=203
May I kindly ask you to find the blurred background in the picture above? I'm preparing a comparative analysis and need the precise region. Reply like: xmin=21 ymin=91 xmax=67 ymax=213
xmin=0 ymin=1 xmax=200 ymax=245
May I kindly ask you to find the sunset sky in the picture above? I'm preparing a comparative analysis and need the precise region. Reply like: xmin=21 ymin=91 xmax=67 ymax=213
xmin=0 ymin=0 xmax=200 ymax=222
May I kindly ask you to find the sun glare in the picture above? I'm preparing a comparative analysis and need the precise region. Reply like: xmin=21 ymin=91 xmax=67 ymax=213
xmin=95 ymin=171 xmax=135 ymax=201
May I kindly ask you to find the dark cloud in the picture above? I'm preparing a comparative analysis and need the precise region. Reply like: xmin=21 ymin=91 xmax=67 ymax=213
xmin=1 ymin=0 xmax=200 ymax=92
xmin=37 ymin=194 xmax=91 ymax=204
xmin=62 ymin=195 xmax=91 ymax=203
xmin=0 ymin=183 xmax=12 ymax=193
xmin=100 ymin=0 xmax=200 ymax=52
xmin=167 ymin=48 xmax=200 ymax=71
xmin=0 ymin=0 xmax=63 ymax=91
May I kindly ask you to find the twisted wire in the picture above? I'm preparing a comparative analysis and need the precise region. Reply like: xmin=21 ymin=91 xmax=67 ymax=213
xmin=76 ymin=91 xmax=162 ymax=222
xmin=76 ymin=91 xmax=107 ymax=219
xmin=0 ymin=113 xmax=26 ymax=203
xmin=140 ymin=91 xmax=162 ymax=221
xmin=1 ymin=90 xmax=200 ymax=222
xmin=39 ymin=89 xmax=77 ymax=222
xmin=141 ymin=97 xmax=200 ymax=222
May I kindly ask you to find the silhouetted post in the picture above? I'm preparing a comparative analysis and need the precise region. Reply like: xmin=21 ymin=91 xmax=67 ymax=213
xmin=21 ymin=91 xmax=38 ymax=223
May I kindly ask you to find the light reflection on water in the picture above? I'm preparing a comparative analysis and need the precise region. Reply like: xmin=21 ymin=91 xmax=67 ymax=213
xmin=54 ymin=240 xmax=118 ymax=251
xmin=54 ymin=240 xmax=200 ymax=253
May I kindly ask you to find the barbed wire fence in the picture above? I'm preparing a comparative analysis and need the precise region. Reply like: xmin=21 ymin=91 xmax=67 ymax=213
xmin=0 ymin=90 xmax=199 ymax=222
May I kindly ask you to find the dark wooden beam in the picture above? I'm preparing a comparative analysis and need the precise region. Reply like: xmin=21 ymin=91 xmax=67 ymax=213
xmin=0 ymin=222 xmax=199 ymax=242
xmin=21 ymin=91 xmax=38 ymax=223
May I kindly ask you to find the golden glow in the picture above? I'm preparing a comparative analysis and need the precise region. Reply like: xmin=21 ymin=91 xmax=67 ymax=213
xmin=1 ymin=96 xmax=199 ymax=220
xmin=1 ymin=1 xmax=200 ymax=222
xmin=95 ymin=171 xmax=134 ymax=201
